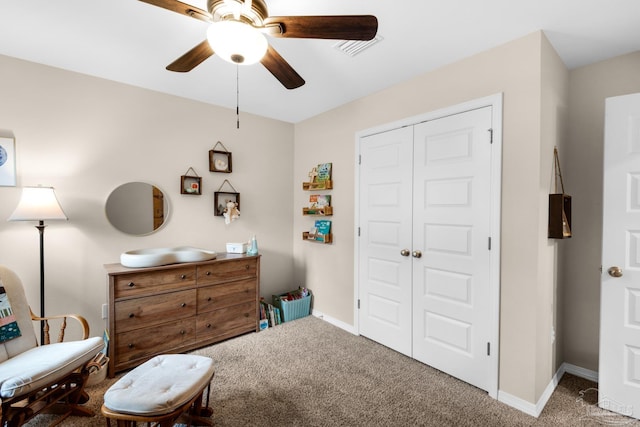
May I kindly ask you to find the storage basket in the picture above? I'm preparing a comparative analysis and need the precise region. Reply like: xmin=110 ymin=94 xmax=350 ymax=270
xmin=273 ymin=290 xmax=312 ymax=322
xmin=86 ymin=356 xmax=109 ymax=387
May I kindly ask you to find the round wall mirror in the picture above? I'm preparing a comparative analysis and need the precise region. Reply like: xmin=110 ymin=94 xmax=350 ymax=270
xmin=105 ymin=182 xmax=169 ymax=235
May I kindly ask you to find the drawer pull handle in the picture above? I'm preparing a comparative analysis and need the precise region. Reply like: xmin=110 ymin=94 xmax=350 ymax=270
xmin=180 ymin=330 xmax=185 ymax=335
xmin=180 ymin=274 xmax=187 ymax=280
xmin=206 ymin=323 xmax=212 ymax=328
xmin=206 ymin=271 xmax=211 ymax=276
xmin=128 ymin=343 xmax=134 ymax=349
xmin=181 ymin=303 xmax=186 ymax=308
xmin=128 ymin=313 xmax=135 ymax=318
xmin=207 ymin=297 xmax=212 ymax=302
xmin=245 ymin=265 xmax=250 ymax=270
xmin=128 ymin=282 xmax=135 ymax=287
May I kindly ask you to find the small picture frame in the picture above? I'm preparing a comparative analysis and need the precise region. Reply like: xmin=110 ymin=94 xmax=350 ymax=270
xmin=209 ymin=141 xmax=232 ymax=173
xmin=180 ymin=167 xmax=202 ymax=195
xmin=214 ymin=192 xmax=240 ymax=216
xmin=0 ymin=136 xmax=17 ymax=187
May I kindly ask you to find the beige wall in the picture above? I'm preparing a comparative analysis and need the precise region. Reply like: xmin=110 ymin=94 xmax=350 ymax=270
xmin=562 ymin=51 xmax=640 ymax=371
xmin=0 ymin=54 xmax=296 ymax=340
xmin=294 ymin=31 xmax=566 ymax=404
xmin=538 ymin=34 xmax=570 ymax=398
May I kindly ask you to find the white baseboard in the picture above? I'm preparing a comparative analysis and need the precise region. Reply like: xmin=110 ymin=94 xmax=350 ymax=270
xmin=561 ymin=362 xmax=599 ymax=383
xmin=311 ymin=310 xmax=357 ymax=335
xmin=498 ymin=363 xmax=599 ymax=418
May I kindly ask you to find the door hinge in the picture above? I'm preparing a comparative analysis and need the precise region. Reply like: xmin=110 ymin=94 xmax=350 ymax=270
xmin=488 ymin=237 xmax=492 ymax=250
xmin=358 ymin=227 xmax=361 ymax=237
xmin=488 ymin=128 xmax=493 ymax=144
xmin=357 ymin=299 xmax=360 ymax=309
xmin=487 ymin=342 xmax=490 ymax=356
xmin=358 ymin=154 xmax=362 ymax=165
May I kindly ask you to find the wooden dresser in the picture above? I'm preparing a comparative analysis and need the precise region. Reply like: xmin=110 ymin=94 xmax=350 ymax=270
xmin=105 ymin=254 xmax=260 ymax=377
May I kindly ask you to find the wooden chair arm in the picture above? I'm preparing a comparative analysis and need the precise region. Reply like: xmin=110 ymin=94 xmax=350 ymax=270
xmin=30 ymin=308 xmax=90 ymax=344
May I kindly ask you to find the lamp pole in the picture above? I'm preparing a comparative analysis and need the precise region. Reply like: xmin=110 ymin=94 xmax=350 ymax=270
xmin=36 ymin=220 xmax=46 ymax=344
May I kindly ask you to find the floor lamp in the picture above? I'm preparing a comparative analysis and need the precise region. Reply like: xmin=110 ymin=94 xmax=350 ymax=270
xmin=8 ymin=186 xmax=68 ymax=344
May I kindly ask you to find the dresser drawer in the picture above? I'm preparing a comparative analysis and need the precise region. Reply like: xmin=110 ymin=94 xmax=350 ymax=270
xmin=115 ymin=318 xmax=195 ymax=366
xmin=115 ymin=289 xmax=196 ymax=333
xmin=114 ymin=266 xmax=196 ymax=299
xmin=197 ymin=278 xmax=256 ymax=313
xmin=197 ymin=259 xmax=257 ymax=285
xmin=196 ymin=301 xmax=256 ymax=340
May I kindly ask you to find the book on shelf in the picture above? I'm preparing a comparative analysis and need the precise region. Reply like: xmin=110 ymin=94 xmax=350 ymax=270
xmin=309 ymin=194 xmax=331 ymax=208
xmin=316 ymin=163 xmax=332 ymax=182
xmin=314 ymin=220 xmax=331 ymax=241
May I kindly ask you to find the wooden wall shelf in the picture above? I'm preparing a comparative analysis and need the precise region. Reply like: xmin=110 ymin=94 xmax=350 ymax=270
xmin=302 ymin=206 xmax=333 ymax=216
xmin=302 ymin=232 xmax=332 ymax=244
xmin=302 ymin=180 xmax=333 ymax=191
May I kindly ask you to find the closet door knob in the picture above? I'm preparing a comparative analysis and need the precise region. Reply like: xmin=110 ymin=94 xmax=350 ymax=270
xmin=400 ymin=249 xmax=410 ymax=257
xmin=608 ymin=266 xmax=623 ymax=277
xmin=412 ymin=250 xmax=422 ymax=259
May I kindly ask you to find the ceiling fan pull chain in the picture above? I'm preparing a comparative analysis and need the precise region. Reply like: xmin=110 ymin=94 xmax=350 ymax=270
xmin=236 ymin=65 xmax=240 ymax=129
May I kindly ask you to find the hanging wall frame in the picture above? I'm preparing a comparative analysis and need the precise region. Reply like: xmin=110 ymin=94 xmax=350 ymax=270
xmin=548 ymin=147 xmax=572 ymax=239
xmin=209 ymin=141 xmax=232 ymax=173
xmin=180 ymin=167 xmax=202 ymax=195
xmin=214 ymin=179 xmax=240 ymax=217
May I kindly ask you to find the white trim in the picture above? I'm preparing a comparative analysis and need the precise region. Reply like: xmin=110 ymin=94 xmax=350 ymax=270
xmin=498 ymin=363 xmax=598 ymax=417
xmin=353 ymin=93 xmax=503 ymax=399
xmin=497 ymin=370 xmax=561 ymax=418
xmin=312 ymin=310 xmax=357 ymax=335
xmin=497 ymin=391 xmax=540 ymax=418
xmin=561 ymin=362 xmax=599 ymax=383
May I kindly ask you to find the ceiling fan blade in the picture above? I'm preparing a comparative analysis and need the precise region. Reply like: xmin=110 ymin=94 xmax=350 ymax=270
xmin=260 ymin=45 xmax=305 ymax=90
xmin=264 ymin=15 xmax=378 ymax=40
xmin=138 ymin=0 xmax=212 ymax=22
xmin=166 ymin=40 xmax=214 ymax=72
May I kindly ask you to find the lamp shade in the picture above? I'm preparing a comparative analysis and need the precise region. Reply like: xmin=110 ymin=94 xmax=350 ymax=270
xmin=8 ymin=186 xmax=68 ymax=221
xmin=207 ymin=20 xmax=268 ymax=65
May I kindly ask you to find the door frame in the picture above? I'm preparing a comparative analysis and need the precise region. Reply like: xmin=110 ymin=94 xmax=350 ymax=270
xmin=353 ymin=93 xmax=503 ymax=399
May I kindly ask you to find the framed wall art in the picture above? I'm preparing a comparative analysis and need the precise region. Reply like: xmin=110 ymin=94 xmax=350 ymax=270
xmin=0 ymin=137 xmax=16 ymax=187
xmin=214 ymin=179 xmax=240 ymax=217
xmin=180 ymin=167 xmax=202 ymax=195
xmin=209 ymin=141 xmax=232 ymax=173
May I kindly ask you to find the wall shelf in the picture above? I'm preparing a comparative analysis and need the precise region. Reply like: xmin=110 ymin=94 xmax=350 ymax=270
xmin=302 ymin=232 xmax=333 ymax=244
xmin=302 ymin=180 xmax=333 ymax=191
xmin=302 ymin=206 xmax=333 ymax=216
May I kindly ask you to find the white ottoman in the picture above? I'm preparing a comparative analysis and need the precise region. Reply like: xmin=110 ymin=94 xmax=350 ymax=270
xmin=101 ymin=354 xmax=215 ymax=426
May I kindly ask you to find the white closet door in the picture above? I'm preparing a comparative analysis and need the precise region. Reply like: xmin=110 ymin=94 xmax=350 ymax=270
xmin=412 ymin=106 xmax=493 ymax=392
xmin=358 ymin=126 xmax=414 ymax=356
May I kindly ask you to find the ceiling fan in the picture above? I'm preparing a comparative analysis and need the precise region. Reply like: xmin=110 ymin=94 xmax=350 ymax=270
xmin=139 ymin=0 xmax=378 ymax=89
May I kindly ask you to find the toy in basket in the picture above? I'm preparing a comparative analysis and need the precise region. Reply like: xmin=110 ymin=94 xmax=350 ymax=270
xmin=272 ymin=287 xmax=312 ymax=322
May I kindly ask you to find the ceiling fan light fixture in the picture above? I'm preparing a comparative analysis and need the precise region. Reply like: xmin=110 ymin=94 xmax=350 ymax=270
xmin=207 ymin=20 xmax=268 ymax=65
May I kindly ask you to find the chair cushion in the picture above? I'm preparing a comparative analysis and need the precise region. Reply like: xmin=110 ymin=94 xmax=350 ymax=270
xmin=103 ymin=354 xmax=215 ymax=416
xmin=0 ymin=336 xmax=104 ymax=398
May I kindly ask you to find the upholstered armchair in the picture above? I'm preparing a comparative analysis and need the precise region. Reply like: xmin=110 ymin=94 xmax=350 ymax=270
xmin=0 ymin=265 xmax=104 ymax=426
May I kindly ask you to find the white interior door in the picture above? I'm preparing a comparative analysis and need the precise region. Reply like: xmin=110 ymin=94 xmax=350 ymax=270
xmin=358 ymin=126 xmax=414 ymax=356
xmin=599 ymin=92 xmax=640 ymax=420
xmin=412 ymin=107 xmax=493 ymax=392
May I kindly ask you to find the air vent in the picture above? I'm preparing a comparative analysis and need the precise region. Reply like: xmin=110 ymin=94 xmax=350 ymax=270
xmin=333 ymin=35 xmax=383 ymax=57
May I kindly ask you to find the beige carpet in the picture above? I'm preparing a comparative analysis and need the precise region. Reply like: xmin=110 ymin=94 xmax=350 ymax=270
xmin=25 ymin=316 xmax=639 ymax=426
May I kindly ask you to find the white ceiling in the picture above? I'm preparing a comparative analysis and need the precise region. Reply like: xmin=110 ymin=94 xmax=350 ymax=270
xmin=1 ymin=0 xmax=639 ymax=123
